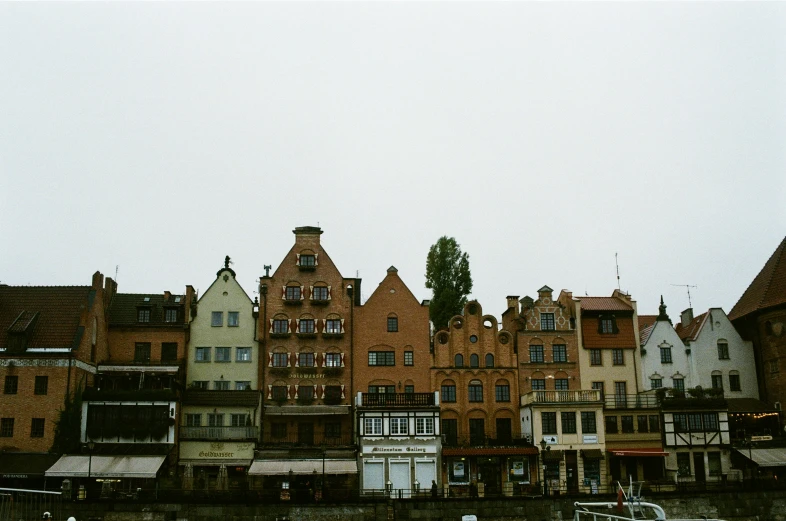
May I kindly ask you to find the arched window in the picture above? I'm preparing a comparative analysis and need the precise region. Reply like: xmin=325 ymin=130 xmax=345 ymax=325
xmin=470 ymin=354 xmax=479 ymax=368
xmin=485 ymin=353 xmax=494 ymax=368
xmin=468 ymin=380 xmax=483 ymax=402
xmin=455 ymin=354 xmax=464 ymax=368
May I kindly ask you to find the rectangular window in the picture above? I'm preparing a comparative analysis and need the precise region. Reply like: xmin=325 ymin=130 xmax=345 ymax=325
xmin=718 ymin=342 xmax=730 ymax=360
xmin=468 ymin=384 xmax=483 ymax=402
xmin=621 ymin=415 xmax=634 ymax=433
xmin=404 ymin=351 xmax=414 ymax=366
xmin=134 ymin=342 xmax=151 ymax=363
xmin=390 ymin=418 xmax=408 ymax=435
xmin=605 ymin=416 xmax=618 ymax=434
xmin=235 ymin=381 xmax=251 ymax=391
xmin=325 ymin=319 xmax=342 ymax=334
xmin=208 ymin=413 xmax=224 ymax=427
xmin=369 ymin=385 xmax=395 ymax=394
xmin=673 ymin=378 xmax=685 ymax=392
xmin=272 ymin=386 xmax=288 ymax=401
xmin=161 ymin=342 xmax=178 ymax=361
xmin=712 ymin=374 xmax=723 ymax=390
xmin=637 ymin=415 xmax=649 ymax=433
xmin=542 ymin=412 xmax=557 ymax=434
xmin=541 ymin=313 xmax=556 ymax=331
xmin=368 ymin=352 xmax=395 ymax=366
xmin=555 ymin=379 xmax=569 ymax=391
xmin=651 ymin=378 xmax=663 ymax=389
xmin=165 ymin=308 xmax=178 ymax=323
xmin=313 ymin=286 xmax=328 ymax=301
xmin=286 ymin=286 xmax=301 ymax=301
xmin=365 ymin=418 xmax=382 ymax=435
xmin=660 ymin=347 xmax=672 ymax=363
xmin=387 ymin=317 xmax=398 ymax=332
xmin=529 ymin=345 xmax=544 ymax=363
xmin=531 ymin=379 xmax=546 ymax=390
xmin=703 ymin=413 xmax=719 ymax=431
xmin=272 ymin=319 xmax=289 ymax=334
xmin=34 ymin=376 xmax=48 ymax=395
xmin=648 ymin=415 xmax=660 ymax=432
xmin=215 ymin=347 xmax=231 ymax=362
xmin=552 ymin=344 xmax=567 ymax=362
xmin=325 ymin=422 xmax=341 ymax=438
xmin=228 ymin=312 xmax=239 ymax=327
xmin=772 ymin=359 xmax=780 ymax=373
xmin=214 ymin=381 xmax=230 ymax=391
xmin=324 ymin=386 xmax=342 ymax=402
xmin=272 ymin=352 xmax=289 ymax=367
xmin=191 ymin=381 xmax=209 ymax=390
xmin=729 ymin=374 xmax=741 ymax=391
xmin=137 ymin=308 xmax=151 ymax=323
xmin=441 ymin=385 xmax=457 ymax=403
xmin=299 ymin=319 xmax=315 ymax=333
xmin=677 ymin=453 xmax=691 ymax=476
xmin=231 ymin=414 xmax=249 ymax=427
xmin=298 ymin=352 xmax=315 ymax=367
xmin=4 ymin=376 xmax=18 ymax=394
xmin=561 ymin=412 xmax=577 ymax=434
xmin=708 ymin=452 xmax=722 ymax=476
xmin=612 ymin=349 xmax=625 ymax=365
xmin=236 ymin=347 xmax=251 ymax=362
xmin=300 ymin=254 xmax=316 ymax=267
xmin=30 ymin=418 xmax=45 ymax=438
xmin=325 ymin=353 xmax=341 ymax=367
xmin=614 ymin=381 xmax=628 ymax=407
xmin=600 ymin=318 xmax=614 ymax=334
xmin=271 ymin=423 xmax=287 ymax=438
xmin=673 ymin=413 xmax=688 ymax=433
xmin=416 ymin=417 xmax=435 ymax=435
xmin=592 ymin=381 xmax=605 ymax=399
xmin=211 ymin=311 xmax=223 ymax=327
xmin=581 ymin=411 xmax=597 ymax=434
xmin=404 ymin=385 xmax=414 ymax=394
xmin=186 ymin=414 xmax=201 ymax=427
xmin=589 ymin=349 xmax=602 ymax=366
xmin=442 ymin=419 xmax=458 ymax=446
xmin=1 ymin=418 xmax=15 ymax=437
xmin=689 ymin=413 xmax=702 ymax=432
xmin=495 ymin=384 xmax=510 ymax=402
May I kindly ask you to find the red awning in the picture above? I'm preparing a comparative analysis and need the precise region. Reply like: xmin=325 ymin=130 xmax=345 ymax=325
xmin=442 ymin=447 xmax=538 ymax=456
xmin=608 ymin=448 xmax=668 ymax=457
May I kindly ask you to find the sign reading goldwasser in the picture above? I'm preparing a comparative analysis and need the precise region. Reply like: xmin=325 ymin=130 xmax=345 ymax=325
xmin=180 ymin=441 xmax=254 ymax=461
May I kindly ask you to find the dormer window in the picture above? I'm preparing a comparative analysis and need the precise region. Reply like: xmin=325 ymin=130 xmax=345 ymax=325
xmin=300 ymin=254 xmax=316 ymax=268
xmin=143 ymin=297 xmax=151 ymax=302
xmin=598 ymin=315 xmax=618 ymax=334
xmin=137 ymin=308 xmax=151 ymax=323
xmin=541 ymin=313 xmax=555 ymax=331
xmin=165 ymin=308 xmax=178 ymax=323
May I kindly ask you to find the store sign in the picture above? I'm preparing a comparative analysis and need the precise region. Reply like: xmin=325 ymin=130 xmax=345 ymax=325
xmin=2 ymin=474 xmax=28 ymax=479
xmin=180 ymin=441 xmax=254 ymax=461
xmin=583 ymin=435 xmax=598 ymax=444
xmin=362 ymin=445 xmax=436 ymax=454
xmin=453 ymin=461 xmax=465 ymax=478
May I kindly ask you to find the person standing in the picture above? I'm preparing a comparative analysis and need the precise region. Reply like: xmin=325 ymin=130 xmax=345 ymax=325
xmin=431 ymin=480 xmax=438 ymax=498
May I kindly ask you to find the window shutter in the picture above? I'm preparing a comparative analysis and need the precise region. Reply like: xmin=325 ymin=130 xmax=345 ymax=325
xmin=327 ymin=286 xmax=332 ymax=300
xmin=340 ymin=384 xmax=345 ymax=399
xmin=296 ymin=253 xmax=301 ymax=266
xmin=295 ymin=352 xmax=300 ymax=367
xmin=612 ymin=315 xmax=619 ymax=334
xmin=294 ymin=384 xmax=300 ymax=398
xmin=309 ymin=286 xmax=314 ymax=301
xmin=313 ymin=384 xmax=317 ymax=397
xmin=300 ymin=285 xmax=305 ymax=300
xmin=286 ymin=384 xmax=291 ymax=398
xmin=267 ymin=385 xmax=272 ymax=399
xmin=282 ymin=286 xmax=287 ymax=299
xmin=287 ymin=319 xmax=292 ymax=333
xmin=321 ymin=318 xmax=326 ymax=333
xmin=296 ymin=318 xmax=301 ymax=333
xmin=340 ymin=353 xmax=346 ymax=367
xmin=340 ymin=318 xmax=345 ymax=334
xmin=320 ymin=384 xmax=325 ymax=399
xmin=287 ymin=353 xmax=292 ymax=367
xmin=269 ymin=319 xmax=274 ymax=334
xmin=314 ymin=253 xmax=319 ymax=266
xmin=268 ymin=353 xmax=274 ymax=367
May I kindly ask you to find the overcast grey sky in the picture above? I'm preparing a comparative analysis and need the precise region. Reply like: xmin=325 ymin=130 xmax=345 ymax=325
xmin=1 ymin=2 xmax=784 ymax=319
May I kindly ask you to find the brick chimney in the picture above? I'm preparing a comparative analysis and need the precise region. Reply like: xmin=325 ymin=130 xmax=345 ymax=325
xmin=681 ymin=308 xmax=694 ymax=327
xmin=506 ymin=296 xmax=520 ymax=315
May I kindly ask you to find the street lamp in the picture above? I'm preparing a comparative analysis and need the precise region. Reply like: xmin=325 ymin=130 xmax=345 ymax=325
xmin=539 ymin=439 xmax=551 ymax=496
xmin=87 ymin=441 xmax=96 ymax=478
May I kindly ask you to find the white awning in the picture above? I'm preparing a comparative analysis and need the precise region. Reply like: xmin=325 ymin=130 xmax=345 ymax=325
xmin=248 ymin=459 xmax=358 ymax=476
xmin=45 ymin=455 xmax=166 ymax=478
xmin=736 ymin=448 xmax=786 ymax=467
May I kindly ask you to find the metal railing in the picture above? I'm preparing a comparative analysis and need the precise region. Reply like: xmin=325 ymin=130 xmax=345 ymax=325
xmin=179 ymin=426 xmax=259 ymax=440
xmin=442 ymin=432 xmax=531 ymax=448
xmin=602 ymin=394 xmax=660 ymax=410
xmin=360 ymin=393 xmax=436 ymax=407
xmin=259 ymin=434 xmax=354 ymax=447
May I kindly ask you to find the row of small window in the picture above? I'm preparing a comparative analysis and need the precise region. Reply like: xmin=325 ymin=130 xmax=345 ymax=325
xmin=588 ymin=349 xmax=626 ymax=366
xmin=0 ymin=417 xmax=45 ymax=438
xmin=369 ymin=385 xmax=414 ymax=394
xmin=270 ymin=421 xmax=342 ymax=439
xmin=281 ymin=285 xmax=329 ymax=301
xmin=137 ymin=307 xmax=180 ymax=324
xmin=270 ymin=318 xmax=344 ymax=335
xmin=657 ymin=342 xmax=731 ymax=363
xmin=528 ymin=345 xmax=568 ymax=363
xmin=270 ymin=352 xmax=343 ymax=368
xmin=672 ymin=412 xmax=720 ymax=433
xmin=211 ymin=311 xmax=241 ymax=327
xmin=134 ymin=342 xmax=178 ymax=363
xmin=364 ymin=417 xmax=435 ymax=436
xmin=441 ymin=382 xmax=510 ymax=403
xmin=541 ymin=411 xmax=598 ymax=435
xmin=677 ymin=452 xmax=723 ymax=477
xmin=452 ymin=353 xmax=496 ymax=368
xmin=590 ymin=381 xmax=628 ymax=397
xmin=268 ymin=385 xmax=343 ymax=401
xmin=368 ymin=351 xmax=414 ymax=366
xmin=190 ymin=381 xmax=252 ymax=391
xmin=604 ymin=414 xmax=661 ymax=434
xmin=530 ymin=378 xmax=570 ymax=391
xmin=649 ymin=375 xmax=741 ymax=392
xmin=195 ymin=347 xmax=252 ymax=362
xmin=3 ymin=376 xmax=48 ymax=395
xmin=185 ymin=413 xmax=250 ymax=427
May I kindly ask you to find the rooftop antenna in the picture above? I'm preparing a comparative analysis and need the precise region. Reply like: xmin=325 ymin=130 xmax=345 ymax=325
xmin=615 ymin=253 xmax=621 ymax=291
xmin=115 ymin=265 xmax=119 ymax=282
xmin=671 ymin=284 xmax=697 ymax=308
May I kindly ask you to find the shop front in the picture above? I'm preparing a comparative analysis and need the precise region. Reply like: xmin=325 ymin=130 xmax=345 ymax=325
xmin=607 ymin=447 xmax=668 ymax=484
xmin=45 ymin=454 xmax=167 ymax=499
xmin=0 ymin=453 xmax=60 ymax=491
xmin=178 ymin=441 xmax=254 ymax=491
xmin=359 ymin=443 xmax=439 ymax=499
xmin=248 ymin=456 xmax=358 ymax=502
xmin=442 ymin=447 xmax=538 ymax=497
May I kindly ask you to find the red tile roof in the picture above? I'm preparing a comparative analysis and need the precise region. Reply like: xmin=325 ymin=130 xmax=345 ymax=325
xmin=639 ymin=323 xmax=655 ymax=345
xmin=675 ymin=312 xmax=707 ymax=341
xmin=0 ymin=286 xmax=91 ymax=349
xmin=638 ymin=315 xmax=657 ymax=331
xmin=579 ymin=297 xmax=633 ymax=311
xmin=729 ymin=236 xmax=786 ymax=320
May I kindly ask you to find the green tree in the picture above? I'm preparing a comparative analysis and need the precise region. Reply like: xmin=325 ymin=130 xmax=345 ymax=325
xmin=425 ymin=236 xmax=473 ymax=331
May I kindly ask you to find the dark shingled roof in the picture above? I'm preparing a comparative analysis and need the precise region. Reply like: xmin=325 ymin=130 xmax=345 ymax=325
xmin=108 ymin=293 xmax=186 ymax=326
xmin=729 ymin=237 xmax=786 ymax=321
xmin=0 ymin=286 xmax=92 ymax=349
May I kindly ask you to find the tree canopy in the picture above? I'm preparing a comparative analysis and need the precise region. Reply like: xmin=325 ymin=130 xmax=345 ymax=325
xmin=425 ymin=236 xmax=473 ymax=331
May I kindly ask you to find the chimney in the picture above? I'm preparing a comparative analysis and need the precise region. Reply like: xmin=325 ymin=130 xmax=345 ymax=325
xmin=91 ymin=271 xmax=104 ymax=289
xmin=506 ymin=296 xmax=520 ymax=315
xmin=164 ymin=291 xmax=171 ymax=301
xmin=681 ymin=308 xmax=694 ymax=327
xmin=293 ymin=226 xmax=323 ymax=248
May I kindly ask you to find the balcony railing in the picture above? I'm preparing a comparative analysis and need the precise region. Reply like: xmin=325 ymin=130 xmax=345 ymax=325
xmin=521 ymin=389 xmax=602 ymax=406
xmin=83 ymin=387 xmax=178 ymax=402
xmin=259 ymin=434 xmax=354 ymax=448
xmin=360 ymin=393 xmax=435 ymax=407
xmin=603 ymin=393 xmax=662 ymax=409
xmin=179 ymin=426 xmax=259 ymax=440
xmin=441 ymin=432 xmax=531 ymax=448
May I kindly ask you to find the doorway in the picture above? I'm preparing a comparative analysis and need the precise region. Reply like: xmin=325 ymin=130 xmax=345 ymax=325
xmin=477 ymin=457 xmax=500 ymax=496
xmin=298 ymin=422 xmax=314 ymax=445
xmin=565 ymin=451 xmax=579 ymax=493
xmin=693 ymin=452 xmax=705 ymax=482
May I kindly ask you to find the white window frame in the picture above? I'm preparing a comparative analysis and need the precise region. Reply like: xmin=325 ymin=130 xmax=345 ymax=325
xmin=390 ymin=417 xmax=409 ymax=435
xmin=364 ymin=417 xmax=382 ymax=436
xmin=416 ymin=417 xmax=435 ymax=435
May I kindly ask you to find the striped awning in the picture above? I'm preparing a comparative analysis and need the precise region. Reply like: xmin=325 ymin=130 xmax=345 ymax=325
xmin=736 ymin=448 xmax=786 ymax=467
xmin=45 ymin=455 xmax=166 ymax=478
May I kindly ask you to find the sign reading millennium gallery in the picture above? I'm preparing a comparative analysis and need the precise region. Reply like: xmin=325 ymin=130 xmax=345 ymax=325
xmin=362 ymin=445 xmax=436 ymax=454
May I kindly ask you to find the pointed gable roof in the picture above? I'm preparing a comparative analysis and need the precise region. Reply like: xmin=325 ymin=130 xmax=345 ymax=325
xmin=729 ymin=236 xmax=786 ymax=320
xmin=675 ymin=312 xmax=707 ymax=341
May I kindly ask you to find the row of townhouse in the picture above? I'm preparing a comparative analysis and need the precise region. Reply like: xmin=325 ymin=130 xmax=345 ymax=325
xmin=1 ymin=231 xmax=784 ymax=500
